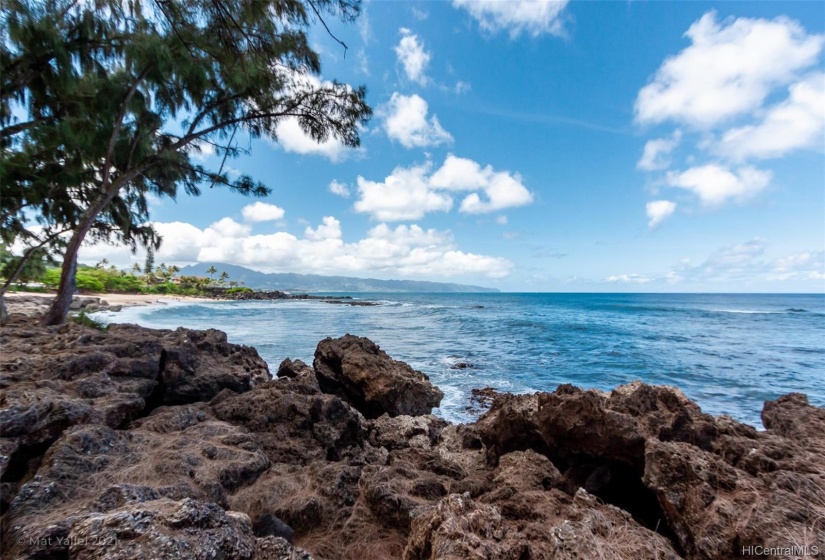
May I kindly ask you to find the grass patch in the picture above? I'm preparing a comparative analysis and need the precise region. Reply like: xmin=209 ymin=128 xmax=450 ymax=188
xmin=71 ymin=311 xmax=108 ymax=332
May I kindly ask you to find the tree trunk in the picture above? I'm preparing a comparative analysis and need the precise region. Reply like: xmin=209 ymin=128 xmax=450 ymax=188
xmin=39 ymin=231 xmax=84 ymax=326
xmin=0 ymin=251 xmax=32 ymax=326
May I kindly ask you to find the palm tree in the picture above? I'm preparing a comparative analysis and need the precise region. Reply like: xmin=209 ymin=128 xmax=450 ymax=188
xmin=206 ymin=266 xmax=217 ymax=282
xmin=218 ymin=271 xmax=229 ymax=286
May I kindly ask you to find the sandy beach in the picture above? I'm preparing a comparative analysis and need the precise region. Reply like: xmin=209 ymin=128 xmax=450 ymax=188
xmin=3 ymin=291 xmax=213 ymax=318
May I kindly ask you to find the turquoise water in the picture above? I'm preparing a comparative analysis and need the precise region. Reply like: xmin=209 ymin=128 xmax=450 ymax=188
xmin=95 ymin=293 xmax=825 ymax=426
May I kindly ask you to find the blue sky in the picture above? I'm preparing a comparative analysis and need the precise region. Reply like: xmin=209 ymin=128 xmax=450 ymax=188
xmin=82 ymin=0 xmax=825 ymax=292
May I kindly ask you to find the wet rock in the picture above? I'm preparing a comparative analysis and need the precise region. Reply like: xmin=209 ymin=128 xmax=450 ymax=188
xmin=450 ymin=362 xmax=475 ymax=369
xmin=464 ymin=387 xmax=499 ymax=415
xmin=313 ymin=335 xmax=443 ymax=418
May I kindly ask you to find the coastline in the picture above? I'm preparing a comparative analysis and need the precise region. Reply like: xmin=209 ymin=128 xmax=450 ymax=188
xmin=5 ymin=290 xmax=213 ymax=307
xmin=1 ymin=317 xmax=822 ymax=559
xmin=3 ymin=291 xmax=214 ymax=319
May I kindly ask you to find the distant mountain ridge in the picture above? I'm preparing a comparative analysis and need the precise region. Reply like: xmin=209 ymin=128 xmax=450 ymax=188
xmin=177 ymin=263 xmax=499 ymax=293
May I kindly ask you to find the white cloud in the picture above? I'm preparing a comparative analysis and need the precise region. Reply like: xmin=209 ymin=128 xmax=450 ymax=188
xmin=606 ymin=274 xmax=654 ymax=285
xmin=717 ymin=72 xmax=825 ymax=161
xmin=453 ymin=0 xmax=569 ymax=39
xmin=454 ymin=81 xmax=472 ymax=95
xmin=274 ymin=118 xmax=348 ymax=162
xmin=411 ymin=7 xmax=428 ymax=21
xmin=304 ymin=216 xmax=342 ymax=241
xmin=458 ymin=174 xmax=533 ymax=214
xmin=328 ymin=180 xmax=350 ymax=198
xmin=604 ymin=240 xmax=825 ymax=288
xmin=646 ymin=200 xmax=676 ymax=228
xmin=380 ymin=93 xmax=453 ymax=148
xmin=395 ymin=28 xmax=430 ymax=86
xmin=209 ymin=217 xmax=251 ymax=238
xmin=430 ymin=154 xmax=533 ymax=213
xmin=496 ymin=215 xmax=508 ymax=225
xmin=770 ymin=251 xmax=825 ymax=281
xmin=189 ymin=140 xmax=215 ymax=162
xmin=80 ymin=217 xmax=512 ymax=279
xmin=686 ymin=241 xmax=825 ymax=283
xmin=354 ymin=155 xmax=533 ymax=221
xmin=357 ymin=49 xmax=369 ymax=75
xmin=635 ymin=12 xmax=824 ymax=128
xmin=354 ymin=163 xmax=454 ymax=221
xmin=429 ymin=154 xmax=490 ymax=191
xmin=666 ymin=164 xmax=772 ymax=206
xmin=241 ymin=202 xmax=285 ymax=223
xmin=267 ymin=70 xmax=360 ymax=162
xmin=638 ymin=130 xmax=682 ymax=171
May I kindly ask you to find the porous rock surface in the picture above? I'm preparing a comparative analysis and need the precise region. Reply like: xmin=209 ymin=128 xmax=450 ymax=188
xmin=1 ymin=319 xmax=822 ymax=560
xmin=313 ymin=334 xmax=444 ymax=418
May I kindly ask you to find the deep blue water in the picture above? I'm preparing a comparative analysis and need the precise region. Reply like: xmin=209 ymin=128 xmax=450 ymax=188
xmin=94 ymin=293 xmax=825 ymax=427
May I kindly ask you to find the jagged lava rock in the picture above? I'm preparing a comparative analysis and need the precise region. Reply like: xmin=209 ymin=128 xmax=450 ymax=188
xmin=68 ymin=497 xmax=314 ymax=560
xmin=276 ymin=358 xmax=321 ymax=394
xmin=3 ymin=406 xmax=273 ymax=558
xmin=313 ymin=335 xmax=443 ymax=418
xmin=3 ymin=318 xmax=824 ymax=560
xmin=403 ymin=489 xmax=682 ymax=560
xmin=473 ymin=381 xmax=825 ymax=560
xmin=0 ymin=320 xmax=269 ymax=447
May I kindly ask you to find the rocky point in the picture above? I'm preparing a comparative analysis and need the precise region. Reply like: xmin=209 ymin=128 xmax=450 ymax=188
xmin=1 ymin=317 xmax=822 ymax=559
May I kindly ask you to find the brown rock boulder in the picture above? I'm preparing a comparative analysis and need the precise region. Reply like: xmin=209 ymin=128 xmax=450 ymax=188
xmin=0 ymin=320 xmax=270 ymax=488
xmin=276 ymin=358 xmax=321 ymax=394
xmin=367 ymin=414 xmax=448 ymax=451
xmin=211 ymin=380 xmax=367 ymax=465
xmin=66 ymin=496 xmax=314 ymax=560
xmin=68 ymin=497 xmax=259 ymax=559
xmin=2 ymin=408 xmax=271 ymax=559
xmin=762 ymin=392 xmax=825 ymax=446
xmin=403 ymin=490 xmax=682 ymax=560
xmin=313 ymin=335 xmax=443 ymax=418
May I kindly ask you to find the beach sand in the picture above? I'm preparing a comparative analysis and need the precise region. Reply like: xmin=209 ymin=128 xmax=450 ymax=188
xmin=3 ymin=291 xmax=212 ymax=316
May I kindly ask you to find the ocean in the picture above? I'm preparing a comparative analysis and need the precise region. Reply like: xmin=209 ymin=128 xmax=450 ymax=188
xmin=94 ymin=292 xmax=825 ymax=427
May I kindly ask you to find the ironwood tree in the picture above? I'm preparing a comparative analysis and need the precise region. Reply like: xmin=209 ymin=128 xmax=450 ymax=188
xmin=1 ymin=0 xmax=371 ymax=325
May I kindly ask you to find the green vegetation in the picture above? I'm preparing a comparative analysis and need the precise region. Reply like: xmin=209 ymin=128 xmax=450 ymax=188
xmin=2 ymin=0 xmax=371 ymax=325
xmin=5 ymin=260 xmax=241 ymax=297
xmin=71 ymin=311 xmax=108 ymax=332
xmin=226 ymin=287 xmax=254 ymax=294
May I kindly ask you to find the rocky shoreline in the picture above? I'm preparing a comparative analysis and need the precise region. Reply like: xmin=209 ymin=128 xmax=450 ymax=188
xmin=207 ymin=290 xmax=378 ymax=306
xmin=1 ymin=318 xmax=822 ymax=559
xmin=4 ymin=294 xmax=127 ymax=317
